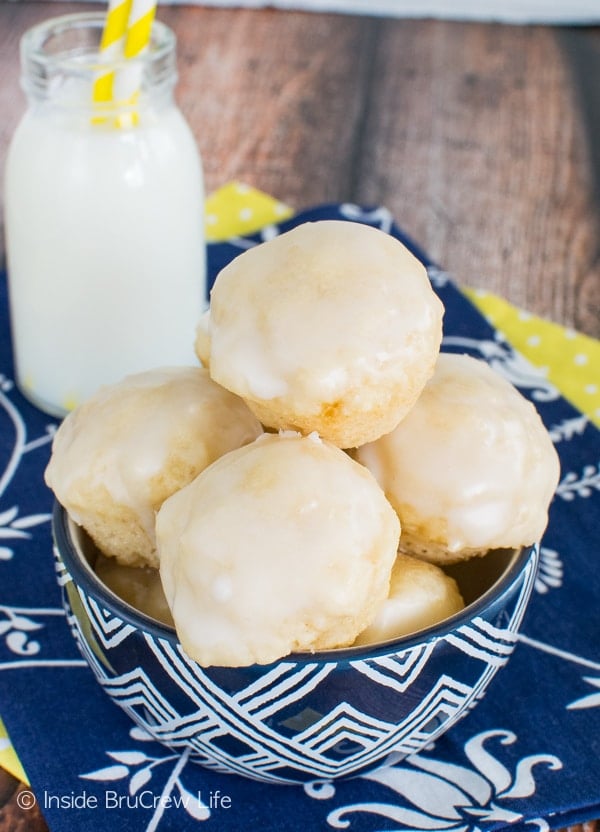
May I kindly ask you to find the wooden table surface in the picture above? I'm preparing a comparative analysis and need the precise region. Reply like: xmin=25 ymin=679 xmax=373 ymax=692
xmin=0 ymin=3 xmax=598 ymax=831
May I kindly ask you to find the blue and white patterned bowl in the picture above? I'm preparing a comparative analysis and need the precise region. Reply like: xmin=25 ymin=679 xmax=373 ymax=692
xmin=52 ymin=501 xmax=539 ymax=785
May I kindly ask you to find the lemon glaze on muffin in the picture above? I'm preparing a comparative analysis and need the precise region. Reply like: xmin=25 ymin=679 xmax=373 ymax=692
xmin=157 ymin=432 xmax=400 ymax=666
xmin=45 ymin=367 xmax=263 ymax=568
xmin=201 ymin=220 xmax=444 ymax=448
xmin=356 ymin=353 xmax=560 ymax=564
xmin=353 ymin=553 xmax=465 ymax=645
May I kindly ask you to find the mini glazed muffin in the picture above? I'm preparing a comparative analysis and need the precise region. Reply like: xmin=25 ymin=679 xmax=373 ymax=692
xmin=355 ymin=353 xmax=560 ymax=564
xmin=45 ymin=367 xmax=263 ymax=568
xmin=353 ymin=553 xmax=464 ymax=646
xmin=156 ymin=432 xmax=400 ymax=667
xmin=200 ymin=220 xmax=444 ymax=448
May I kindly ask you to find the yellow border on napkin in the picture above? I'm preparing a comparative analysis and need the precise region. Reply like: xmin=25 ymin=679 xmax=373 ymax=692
xmin=465 ymin=288 xmax=600 ymax=428
xmin=205 ymin=181 xmax=293 ymax=242
xmin=0 ymin=716 xmax=28 ymax=783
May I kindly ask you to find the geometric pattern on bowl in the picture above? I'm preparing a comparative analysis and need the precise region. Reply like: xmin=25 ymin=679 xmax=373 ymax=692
xmin=53 ymin=505 xmax=539 ymax=784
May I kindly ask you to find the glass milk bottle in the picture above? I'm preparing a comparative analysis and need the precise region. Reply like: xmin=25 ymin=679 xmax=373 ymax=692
xmin=4 ymin=13 xmax=206 ymax=417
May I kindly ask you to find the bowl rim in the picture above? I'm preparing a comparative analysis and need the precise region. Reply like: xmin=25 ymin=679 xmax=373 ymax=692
xmin=52 ymin=500 xmax=537 ymax=666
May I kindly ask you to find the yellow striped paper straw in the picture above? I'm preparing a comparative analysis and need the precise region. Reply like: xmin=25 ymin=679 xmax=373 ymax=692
xmin=124 ymin=0 xmax=158 ymax=63
xmin=93 ymin=0 xmax=157 ymax=126
xmin=92 ymin=0 xmax=132 ymax=111
xmin=110 ymin=0 xmax=158 ymax=125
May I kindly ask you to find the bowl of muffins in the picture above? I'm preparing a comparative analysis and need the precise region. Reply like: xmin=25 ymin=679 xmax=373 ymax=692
xmin=47 ymin=220 xmax=559 ymax=784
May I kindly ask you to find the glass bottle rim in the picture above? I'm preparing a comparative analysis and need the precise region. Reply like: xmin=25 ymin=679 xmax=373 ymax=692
xmin=20 ymin=11 xmax=177 ymax=108
xmin=21 ymin=12 xmax=175 ymax=71
xmin=20 ymin=12 xmax=175 ymax=76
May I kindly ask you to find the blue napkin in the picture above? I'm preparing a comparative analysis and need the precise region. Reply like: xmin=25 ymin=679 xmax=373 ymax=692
xmin=1 ymin=204 xmax=599 ymax=832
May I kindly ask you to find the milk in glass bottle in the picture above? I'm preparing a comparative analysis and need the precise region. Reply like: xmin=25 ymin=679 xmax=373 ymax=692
xmin=4 ymin=13 xmax=206 ymax=416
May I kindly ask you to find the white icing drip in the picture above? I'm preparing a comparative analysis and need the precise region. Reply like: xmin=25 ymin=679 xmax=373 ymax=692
xmin=45 ymin=366 xmax=263 ymax=544
xmin=157 ymin=432 xmax=400 ymax=667
xmin=207 ymin=221 xmax=443 ymax=406
xmin=356 ymin=353 xmax=560 ymax=552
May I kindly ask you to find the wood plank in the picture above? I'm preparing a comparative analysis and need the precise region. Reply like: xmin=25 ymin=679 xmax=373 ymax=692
xmin=0 ymin=766 xmax=49 ymax=831
xmin=163 ymin=6 xmax=375 ymax=207
xmin=351 ymin=19 xmax=600 ymax=337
